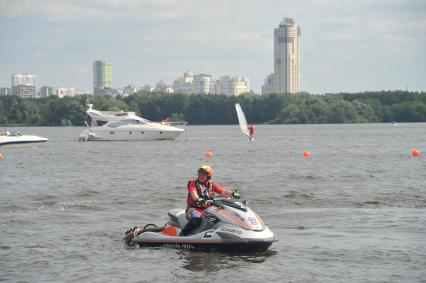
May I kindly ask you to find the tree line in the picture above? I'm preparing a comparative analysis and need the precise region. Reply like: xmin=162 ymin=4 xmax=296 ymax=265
xmin=0 ymin=90 xmax=425 ymax=126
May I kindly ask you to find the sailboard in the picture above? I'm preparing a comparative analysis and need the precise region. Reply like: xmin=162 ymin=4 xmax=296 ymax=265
xmin=235 ymin=103 xmax=250 ymax=138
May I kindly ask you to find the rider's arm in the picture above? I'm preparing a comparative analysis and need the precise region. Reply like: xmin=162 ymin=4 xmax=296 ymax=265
xmin=212 ymin=183 xmax=233 ymax=198
xmin=189 ymin=190 xmax=200 ymax=201
xmin=188 ymin=181 xmax=200 ymax=201
xmin=220 ymin=189 xmax=233 ymax=198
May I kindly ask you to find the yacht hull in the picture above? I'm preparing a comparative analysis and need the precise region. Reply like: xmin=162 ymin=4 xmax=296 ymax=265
xmin=79 ymin=127 xmax=183 ymax=141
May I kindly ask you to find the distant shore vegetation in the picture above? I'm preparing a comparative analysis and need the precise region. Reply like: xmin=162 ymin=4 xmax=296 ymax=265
xmin=1 ymin=91 xmax=426 ymax=126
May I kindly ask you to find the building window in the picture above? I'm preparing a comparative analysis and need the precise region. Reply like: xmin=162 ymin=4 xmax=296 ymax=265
xmin=278 ymin=37 xmax=287 ymax=43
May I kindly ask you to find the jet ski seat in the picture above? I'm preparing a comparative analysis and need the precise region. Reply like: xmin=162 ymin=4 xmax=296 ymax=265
xmin=168 ymin=209 xmax=187 ymax=229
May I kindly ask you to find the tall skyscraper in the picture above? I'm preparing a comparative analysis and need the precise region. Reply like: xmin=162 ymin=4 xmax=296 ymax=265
xmin=11 ymin=74 xmax=37 ymax=98
xmin=93 ymin=60 xmax=112 ymax=95
xmin=262 ymin=17 xmax=301 ymax=94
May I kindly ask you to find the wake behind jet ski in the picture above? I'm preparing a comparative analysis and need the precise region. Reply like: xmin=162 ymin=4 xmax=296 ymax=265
xmin=124 ymin=197 xmax=276 ymax=252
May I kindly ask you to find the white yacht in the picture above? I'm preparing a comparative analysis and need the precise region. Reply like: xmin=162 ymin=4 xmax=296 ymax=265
xmin=0 ymin=131 xmax=48 ymax=147
xmin=78 ymin=102 xmax=184 ymax=141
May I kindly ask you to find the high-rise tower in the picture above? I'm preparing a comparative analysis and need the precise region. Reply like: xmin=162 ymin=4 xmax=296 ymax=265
xmin=93 ymin=60 xmax=112 ymax=95
xmin=262 ymin=18 xmax=301 ymax=94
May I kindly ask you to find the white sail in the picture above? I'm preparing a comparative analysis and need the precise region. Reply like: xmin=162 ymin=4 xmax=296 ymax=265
xmin=235 ymin=103 xmax=249 ymax=137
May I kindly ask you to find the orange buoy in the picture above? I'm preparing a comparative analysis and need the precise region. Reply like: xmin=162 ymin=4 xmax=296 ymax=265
xmin=412 ymin=149 xmax=420 ymax=157
xmin=0 ymin=153 xmax=3 ymax=160
xmin=205 ymin=151 xmax=213 ymax=158
xmin=303 ymin=150 xmax=311 ymax=158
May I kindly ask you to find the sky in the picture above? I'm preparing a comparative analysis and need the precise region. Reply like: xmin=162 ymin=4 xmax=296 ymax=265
xmin=0 ymin=0 xmax=425 ymax=94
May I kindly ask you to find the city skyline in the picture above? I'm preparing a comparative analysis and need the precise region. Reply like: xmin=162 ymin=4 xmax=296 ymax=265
xmin=1 ymin=1 xmax=425 ymax=94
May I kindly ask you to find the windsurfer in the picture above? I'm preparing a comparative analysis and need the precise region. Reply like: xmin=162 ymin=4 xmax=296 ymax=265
xmin=248 ymin=124 xmax=255 ymax=141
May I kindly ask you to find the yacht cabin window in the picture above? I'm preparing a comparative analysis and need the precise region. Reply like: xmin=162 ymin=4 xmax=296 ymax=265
xmin=106 ymin=119 xmax=146 ymax=128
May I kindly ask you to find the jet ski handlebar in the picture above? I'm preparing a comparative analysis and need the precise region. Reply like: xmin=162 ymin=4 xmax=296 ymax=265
xmin=207 ymin=199 xmax=224 ymax=208
xmin=208 ymin=198 xmax=247 ymax=212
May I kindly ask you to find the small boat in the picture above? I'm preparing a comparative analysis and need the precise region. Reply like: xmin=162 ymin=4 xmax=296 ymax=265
xmin=124 ymin=198 xmax=276 ymax=252
xmin=0 ymin=131 xmax=48 ymax=147
xmin=78 ymin=101 xmax=184 ymax=141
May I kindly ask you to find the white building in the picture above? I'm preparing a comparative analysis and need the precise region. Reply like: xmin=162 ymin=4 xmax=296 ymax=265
xmin=262 ymin=17 xmax=301 ymax=94
xmin=173 ymin=71 xmax=194 ymax=94
xmin=172 ymin=71 xmax=250 ymax=95
xmin=122 ymin=85 xmax=140 ymax=96
xmin=74 ymin=90 xmax=91 ymax=96
xmin=55 ymin=87 xmax=76 ymax=98
xmin=193 ymin=74 xmax=211 ymax=95
xmin=211 ymin=76 xmax=250 ymax=96
xmin=155 ymin=80 xmax=174 ymax=93
xmin=11 ymin=74 xmax=37 ymax=98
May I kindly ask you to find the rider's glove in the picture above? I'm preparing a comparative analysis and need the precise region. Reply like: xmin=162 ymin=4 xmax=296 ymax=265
xmin=232 ymin=190 xmax=241 ymax=199
xmin=196 ymin=197 xmax=207 ymax=207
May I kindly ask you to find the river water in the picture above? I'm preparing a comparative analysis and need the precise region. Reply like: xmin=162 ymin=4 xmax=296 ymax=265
xmin=1 ymin=124 xmax=425 ymax=282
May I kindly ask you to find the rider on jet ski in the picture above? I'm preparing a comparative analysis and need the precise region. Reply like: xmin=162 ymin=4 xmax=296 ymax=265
xmin=180 ymin=165 xmax=241 ymax=236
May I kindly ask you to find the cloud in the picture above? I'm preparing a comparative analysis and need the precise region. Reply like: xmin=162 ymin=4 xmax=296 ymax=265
xmin=0 ymin=0 xmax=183 ymax=21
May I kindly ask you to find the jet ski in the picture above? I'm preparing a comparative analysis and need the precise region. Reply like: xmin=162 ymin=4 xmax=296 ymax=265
xmin=124 ymin=198 xmax=275 ymax=252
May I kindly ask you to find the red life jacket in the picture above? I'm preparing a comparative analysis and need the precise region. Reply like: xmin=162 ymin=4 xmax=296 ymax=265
xmin=186 ymin=180 xmax=215 ymax=207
